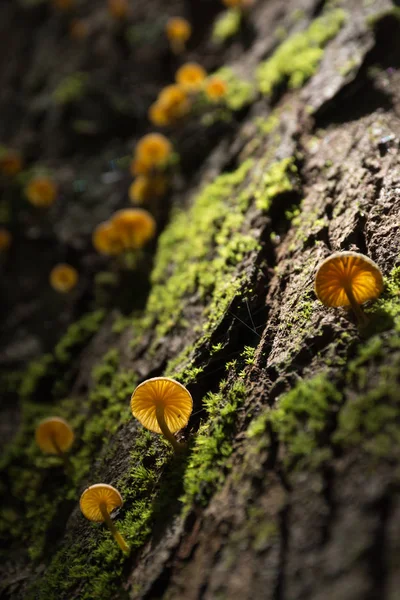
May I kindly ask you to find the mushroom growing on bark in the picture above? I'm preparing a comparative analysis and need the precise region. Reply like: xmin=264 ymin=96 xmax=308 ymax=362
xmin=35 ymin=417 xmax=74 ymax=469
xmin=25 ymin=177 xmax=57 ymax=208
xmin=314 ymin=251 xmax=384 ymax=325
xmin=80 ymin=484 xmax=129 ymax=553
xmin=205 ymin=77 xmax=228 ymax=102
xmin=175 ymin=63 xmax=207 ymax=92
xmin=166 ymin=17 xmax=192 ymax=54
xmin=110 ymin=208 xmax=156 ymax=251
xmin=50 ymin=264 xmax=78 ymax=293
xmin=130 ymin=377 xmax=193 ymax=452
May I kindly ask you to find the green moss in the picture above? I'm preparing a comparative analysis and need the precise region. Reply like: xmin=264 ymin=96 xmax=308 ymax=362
xmin=181 ymin=378 xmax=247 ymax=509
xmin=134 ymin=159 xmax=256 ymax=347
xmin=212 ymin=8 xmax=242 ymax=43
xmin=255 ymin=157 xmax=298 ymax=211
xmin=256 ymin=9 xmax=346 ymax=96
xmin=52 ymin=73 xmax=89 ymax=105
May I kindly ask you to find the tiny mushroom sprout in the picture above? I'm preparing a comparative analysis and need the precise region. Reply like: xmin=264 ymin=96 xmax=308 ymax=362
xmin=130 ymin=377 xmax=193 ymax=452
xmin=35 ymin=417 xmax=74 ymax=469
xmin=110 ymin=208 xmax=156 ymax=251
xmin=132 ymin=133 xmax=173 ymax=175
xmin=0 ymin=228 xmax=12 ymax=252
xmin=148 ymin=102 xmax=170 ymax=128
xmin=176 ymin=63 xmax=207 ymax=92
xmin=50 ymin=264 xmax=79 ymax=293
xmin=314 ymin=251 xmax=384 ymax=325
xmin=166 ymin=17 xmax=192 ymax=54
xmin=80 ymin=484 xmax=129 ymax=553
xmin=25 ymin=176 xmax=57 ymax=208
xmin=205 ymin=77 xmax=228 ymax=103
xmin=129 ymin=174 xmax=168 ymax=205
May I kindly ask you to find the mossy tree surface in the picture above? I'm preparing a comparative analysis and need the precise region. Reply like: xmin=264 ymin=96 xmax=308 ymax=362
xmin=1 ymin=0 xmax=400 ymax=599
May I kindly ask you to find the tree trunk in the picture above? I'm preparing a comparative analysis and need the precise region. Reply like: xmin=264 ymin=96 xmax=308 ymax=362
xmin=1 ymin=0 xmax=400 ymax=599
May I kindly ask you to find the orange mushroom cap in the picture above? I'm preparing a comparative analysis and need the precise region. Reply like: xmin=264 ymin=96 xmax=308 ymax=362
xmin=157 ymin=85 xmax=191 ymax=120
xmin=131 ymin=377 xmax=193 ymax=434
xmin=50 ymin=264 xmax=78 ymax=293
xmin=205 ymin=77 xmax=228 ymax=102
xmin=175 ymin=63 xmax=207 ymax=92
xmin=134 ymin=133 xmax=173 ymax=170
xmin=35 ymin=417 xmax=74 ymax=454
xmin=110 ymin=208 xmax=156 ymax=250
xmin=166 ymin=17 xmax=192 ymax=43
xmin=0 ymin=228 xmax=12 ymax=252
xmin=108 ymin=0 xmax=130 ymax=20
xmin=148 ymin=102 xmax=170 ymax=127
xmin=0 ymin=151 xmax=23 ymax=177
xmin=129 ymin=175 xmax=168 ymax=205
xmin=315 ymin=251 xmax=384 ymax=308
xmin=92 ymin=221 xmax=124 ymax=255
xmin=25 ymin=177 xmax=57 ymax=208
xmin=80 ymin=483 xmax=123 ymax=522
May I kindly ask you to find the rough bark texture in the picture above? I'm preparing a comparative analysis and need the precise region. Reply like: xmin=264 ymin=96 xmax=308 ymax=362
xmin=1 ymin=0 xmax=400 ymax=599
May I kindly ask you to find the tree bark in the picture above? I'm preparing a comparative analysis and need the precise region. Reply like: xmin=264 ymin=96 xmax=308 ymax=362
xmin=1 ymin=0 xmax=400 ymax=599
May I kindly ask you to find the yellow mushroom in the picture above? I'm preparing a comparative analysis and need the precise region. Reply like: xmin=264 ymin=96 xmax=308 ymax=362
xmin=80 ymin=484 xmax=129 ymax=553
xmin=175 ymin=63 xmax=207 ymax=92
xmin=92 ymin=221 xmax=124 ymax=256
xmin=157 ymin=85 xmax=191 ymax=121
xmin=50 ymin=264 xmax=78 ymax=293
xmin=134 ymin=133 xmax=173 ymax=173
xmin=25 ymin=177 xmax=57 ymax=208
xmin=314 ymin=251 xmax=384 ymax=325
xmin=110 ymin=209 xmax=156 ymax=250
xmin=205 ymin=77 xmax=228 ymax=102
xmin=35 ymin=417 xmax=74 ymax=469
xmin=166 ymin=17 xmax=192 ymax=54
xmin=129 ymin=175 xmax=168 ymax=205
xmin=0 ymin=150 xmax=23 ymax=177
xmin=130 ymin=377 xmax=193 ymax=452
xmin=0 ymin=228 xmax=12 ymax=252
xmin=148 ymin=102 xmax=170 ymax=127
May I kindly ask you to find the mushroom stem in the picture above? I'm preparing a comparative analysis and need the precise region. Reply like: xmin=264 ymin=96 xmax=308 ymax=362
xmin=50 ymin=434 xmax=72 ymax=472
xmin=155 ymin=404 xmax=185 ymax=453
xmin=344 ymin=284 xmax=368 ymax=326
xmin=99 ymin=503 xmax=129 ymax=553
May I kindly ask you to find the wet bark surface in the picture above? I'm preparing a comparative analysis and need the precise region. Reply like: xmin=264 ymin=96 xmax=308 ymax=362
xmin=1 ymin=0 xmax=400 ymax=599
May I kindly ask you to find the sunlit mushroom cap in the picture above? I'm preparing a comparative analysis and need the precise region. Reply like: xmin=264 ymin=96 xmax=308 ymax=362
xmin=92 ymin=221 xmax=123 ymax=255
xmin=315 ymin=251 xmax=383 ymax=307
xmin=35 ymin=417 xmax=74 ymax=454
xmin=111 ymin=208 xmax=156 ymax=250
xmin=205 ymin=77 xmax=228 ymax=102
xmin=50 ymin=264 xmax=78 ymax=293
xmin=80 ymin=483 xmax=123 ymax=522
xmin=135 ymin=133 xmax=172 ymax=170
xmin=131 ymin=377 xmax=193 ymax=434
xmin=0 ymin=228 xmax=12 ymax=252
xmin=25 ymin=177 xmax=57 ymax=208
xmin=176 ymin=63 xmax=207 ymax=91
xmin=166 ymin=17 xmax=192 ymax=42
xmin=158 ymin=85 xmax=191 ymax=119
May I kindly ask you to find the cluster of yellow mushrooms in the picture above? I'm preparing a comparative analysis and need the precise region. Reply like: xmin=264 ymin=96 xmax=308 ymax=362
xmin=36 ymin=377 xmax=193 ymax=552
xmin=3 ymin=0 xmax=387 ymax=556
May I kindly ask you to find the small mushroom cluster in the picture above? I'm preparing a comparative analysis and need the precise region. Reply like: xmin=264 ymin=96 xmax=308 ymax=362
xmin=34 ymin=376 xmax=193 ymax=554
xmin=129 ymin=133 xmax=172 ymax=206
xmin=93 ymin=208 xmax=156 ymax=257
